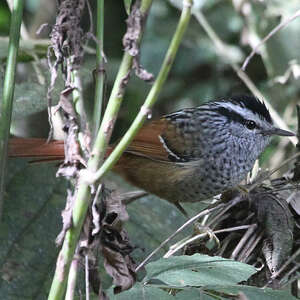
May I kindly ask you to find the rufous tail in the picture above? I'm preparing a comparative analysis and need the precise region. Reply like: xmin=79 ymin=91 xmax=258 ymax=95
xmin=8 ymin=138 xmax=116 ymax=163
xmin=8 ymin=138 xmax=65 ymax=161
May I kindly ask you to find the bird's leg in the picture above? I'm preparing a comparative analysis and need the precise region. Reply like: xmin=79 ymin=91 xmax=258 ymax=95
xmin=237 ymin=185 xmax=250 ymax=196
xmin=173 ymin=202 xmax=189 ymax=217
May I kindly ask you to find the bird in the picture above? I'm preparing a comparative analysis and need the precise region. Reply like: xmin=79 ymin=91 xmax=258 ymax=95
xmin=8 ymin=95 xmax=295 ymax=210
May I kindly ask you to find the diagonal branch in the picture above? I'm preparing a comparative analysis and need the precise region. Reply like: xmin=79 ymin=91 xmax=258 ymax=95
xmin=0 ymin=0 xmax=24 ymax=222
xmin=85 ymin=0 xmax=194 ymax=184
xmin=192 ymin=10 xmax=297 ymax=146
xmin=242 ymin=9 xmax=300 ymax=71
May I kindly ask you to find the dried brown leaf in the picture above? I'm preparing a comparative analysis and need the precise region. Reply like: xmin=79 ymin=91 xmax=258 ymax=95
xmin=250 ymin=187 xmax=294 ymax=273
xmin=56 ymin=189 xmax=75 ymax=245
xmin=99 ymin=189 xmax=136 ymax=294
xmin=122 ymin=0 xmax=154 ymax=83
xmin=101 ymin=243 xmax=136 ymax=294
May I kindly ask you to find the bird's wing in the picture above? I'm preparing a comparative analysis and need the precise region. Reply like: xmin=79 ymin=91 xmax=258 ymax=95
xmin=126 ymin=117 xmax=199 ymax=162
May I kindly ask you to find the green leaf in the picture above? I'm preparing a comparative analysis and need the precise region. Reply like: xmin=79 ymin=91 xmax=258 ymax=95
xmin=174 ymin=289 xmax=220 ymax=300
xmin=144 ymin=254 xmax=257 ymax=287
xmin=106 ymin=283 xmax=174 ymax=300
xmin=12 ymin=82 xmax=48 ymax=117
xmin=106 ymin=284 xmax=297 ymax=300
xmin=210 ymin=285 xmax=298 ymax=300
xmin=124 ymin=0 xmax=132 ymax=15
xmin=8 ymin=81 xmax=51 ymax=137
xmin=0 ymin=160 xmax=67 ymax=299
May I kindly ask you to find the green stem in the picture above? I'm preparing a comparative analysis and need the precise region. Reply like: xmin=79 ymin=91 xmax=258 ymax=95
xmin=0 ymin=0 xmax=24 ymax=222
xmin=88 ymin=52 xmax=133 ymax=171
xmin=48 ymin=0 xmax=193 ymax=296
xmin=47 ymin=1 xmax=153 ymax=299
xmin=70 ymin=68 xmax=91 ymax=154
xmin=92 ymin=0 xmax=105 ymax=139
xmin=91 ymin=0 xmax=193 ymax=182
xmin=88 ymin=0 xmax=153 ymax=172
xmin=48 ymin=184 xmax=90 ymax=300
xmin=48 ymin=47 xmax=88 ymax=300
xmin=65 ymin=247 xmax=79 ymax=300
xmin=61 ymin=67 xmax=88 ymax=297
xmin=71 ymin=69 xmax=86 ymax=125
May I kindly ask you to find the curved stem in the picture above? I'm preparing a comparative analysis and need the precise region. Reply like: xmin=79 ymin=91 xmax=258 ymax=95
xmin=88 ymin=0 xmax=153 ymax=172
xmin=135 ymin=202 xmax=225 ymax=272
xmin=193 ymin=10 xmax=297 ymax=146
xmin=92 ymin=0 xmax=105 ymax=139
xmin=91 ymin=0 xmax=194 ymax=183
xmin=47 ymin=1 xmax=153 ymax=299
xmin=0 ymin=0 xmax=24 ymax=222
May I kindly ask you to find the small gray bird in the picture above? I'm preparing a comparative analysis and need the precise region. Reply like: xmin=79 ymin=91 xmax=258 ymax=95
xmin=113 ymin=95 xmax=295 ymax=205
xmin=8 ymin=95 xmax=295 ymax=210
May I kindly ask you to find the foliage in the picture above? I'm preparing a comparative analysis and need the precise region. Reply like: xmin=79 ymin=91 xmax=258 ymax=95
xmin=105 ymin=254 xmax=296 ymax=300
xmin=0 ymin=0 xmax=299 ymax=299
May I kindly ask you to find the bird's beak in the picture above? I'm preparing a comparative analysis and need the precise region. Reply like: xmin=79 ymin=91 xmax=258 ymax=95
xmin=263 ymin=127 xmax=295 ymax=136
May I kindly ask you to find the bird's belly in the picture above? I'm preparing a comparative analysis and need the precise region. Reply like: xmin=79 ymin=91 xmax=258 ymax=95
xmin=175 ymin=158 xmax=253 ymax=202
xmin=115 ymin=154 xmax=253 ymax=203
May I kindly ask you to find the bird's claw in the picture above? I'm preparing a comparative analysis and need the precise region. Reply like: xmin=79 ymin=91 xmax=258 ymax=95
xmin=237 ymin=185 xmax=250 ymax=195
xmin=193 ymin=222 xmax=220 ymax=248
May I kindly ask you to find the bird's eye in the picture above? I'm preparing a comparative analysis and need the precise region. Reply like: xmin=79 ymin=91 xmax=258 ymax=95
xmin=245 ymin=120 xmax=256 ymax=130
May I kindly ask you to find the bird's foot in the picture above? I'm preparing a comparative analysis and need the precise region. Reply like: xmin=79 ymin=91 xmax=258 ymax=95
xmin=237 ymin=185 xmax=250 ymax=196
xmin=193 ymin=222 xmax=220 ymax=249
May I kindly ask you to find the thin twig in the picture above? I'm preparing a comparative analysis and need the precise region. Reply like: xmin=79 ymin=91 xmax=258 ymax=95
xmin=242 ymin=231 xmax=264 ymax=264
xmin=279 ymin=264 xmax=300 ymax=287
xmin=135 ymin=202 xmax=226 ymax=272
xmin=192 ymin=10 xmax=297 ymax=146
xmin=292 ymin=105 xmax=300 ymax=181
xmin=164 ymin=225 xmax=253 ymax=258
xmin=217 ymin=233 xmax=237 ymax=257
xmin=236 ymin=230 xmax=261 ymax=262
xmin=92 ymin=0 xmax=105 ymax=139
xmin=248 ymin=152 xmax=300 ymax=193
xmin=206 ymin=198 xmax=244 ymax=228
xmin=231 ymin=224 xmax=258 ymax=260
xmin=65 ymin=247 xmax=80 ymax=300
xmin=217 ymin=224 xmax=255 ymax=233
xmin=0 ymin=0 xmax=24 ymax=222
xmin=258 ymin=185 xmax=300 ymax=195
xmin=85 ymin=254 xmax=90 ymax=300
xmin=271 ymin=247 xmax=300 ymax=280
xmin=280 ymin=272 xmax=300 ymax=290
xmin=242 ymin=10 xmax=300 ymax=71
